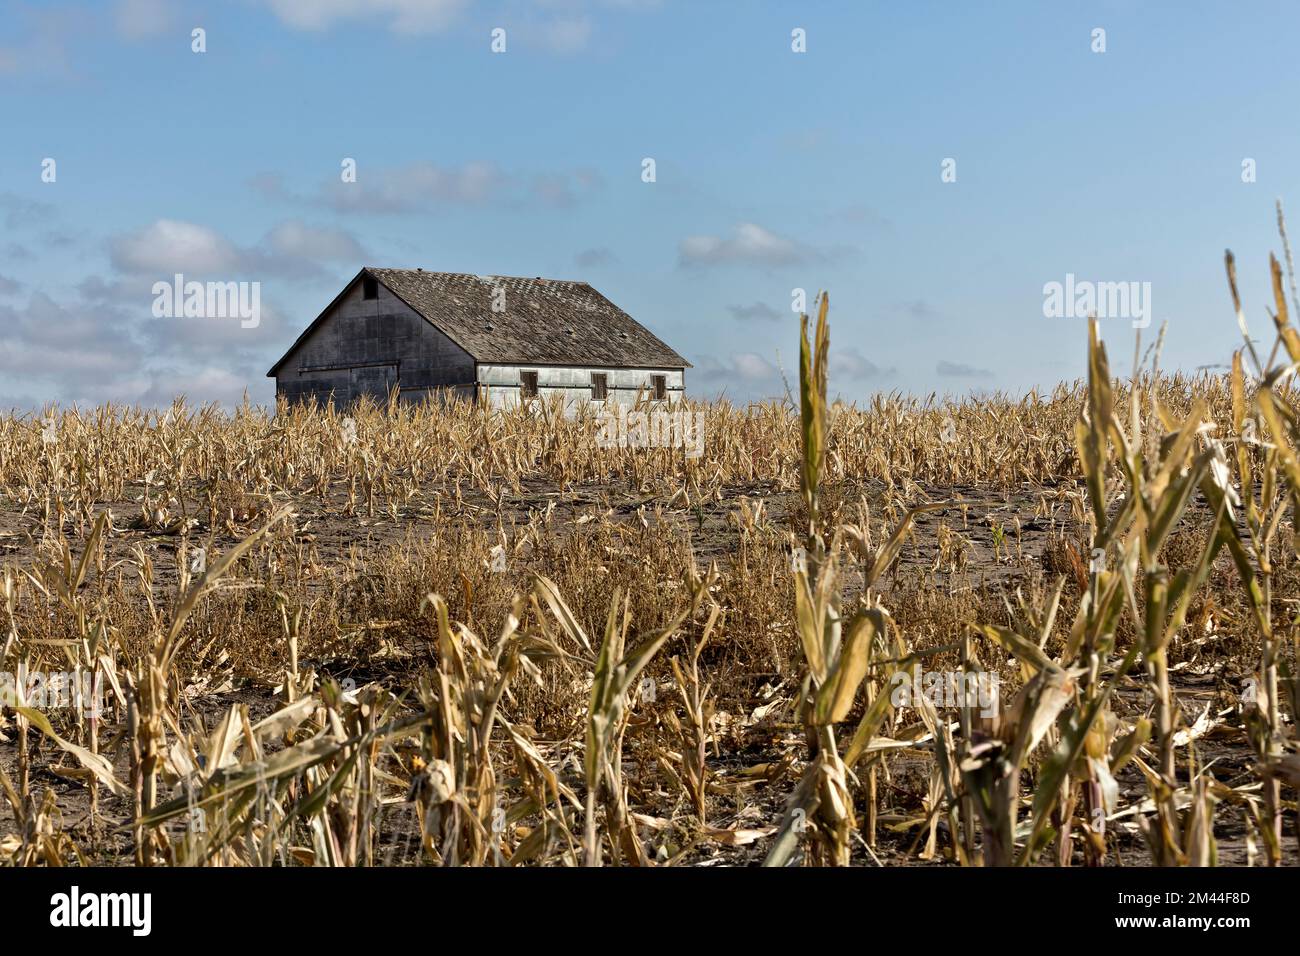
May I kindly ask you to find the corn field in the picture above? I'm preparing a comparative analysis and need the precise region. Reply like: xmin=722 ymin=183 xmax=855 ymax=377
xmin=3 ymin=227 xmax=1300 ymax=868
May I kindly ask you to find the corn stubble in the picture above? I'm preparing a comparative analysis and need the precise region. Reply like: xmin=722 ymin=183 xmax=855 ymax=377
xmin=1 ymin=217 xmax=1298 ymax=866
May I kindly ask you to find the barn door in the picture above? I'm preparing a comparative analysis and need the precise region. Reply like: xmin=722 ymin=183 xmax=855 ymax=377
xmin=350 ymin=364 xmax=398 ymax=402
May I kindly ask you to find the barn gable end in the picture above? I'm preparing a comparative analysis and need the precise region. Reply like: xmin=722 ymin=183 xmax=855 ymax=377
xmin=269 ymin=272 xmax=476 ymax=406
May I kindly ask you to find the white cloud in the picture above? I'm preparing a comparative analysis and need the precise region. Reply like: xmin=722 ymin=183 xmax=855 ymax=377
xmin=323 ymin=161 xmax=506 ymax=213
xmin=255 ymin=0 xmax=654 ymax=44
xmin=111 ymin=220 xmax=244 ymax=275
xmin=260 ymin=0 xmax=468 ymax=35
xmin=109 ymin=218 xmax=368 ymax=278
xmin=691 ymin=352 xmax=787 ymax=403
xmin=679 ymin=223 xmax=817 ymax=269
xmin=265 ymin=220 xmax=366 ymax=260
xmin=0 ymin=293 xmax=142 ymax=386
xmin=730 ymin=352 xmax=778 ymax=380
xmin=0 ymin=277 xmax=288 ymax=408
xmin=137 ymin=365 xmax=267 ymax=408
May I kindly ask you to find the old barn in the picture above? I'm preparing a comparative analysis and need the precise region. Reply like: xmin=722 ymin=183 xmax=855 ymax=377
xmin=267 ymin=268 xmax=691 ymax=408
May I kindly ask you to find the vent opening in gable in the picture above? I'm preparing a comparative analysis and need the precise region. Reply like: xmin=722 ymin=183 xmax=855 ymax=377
xmin=363 ymin=275 xmax=378 ymax=300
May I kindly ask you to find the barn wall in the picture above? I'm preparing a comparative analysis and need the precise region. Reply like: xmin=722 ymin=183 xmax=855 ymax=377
xmin=274 ymin=282 xmax=476 ymax=406
xmin=477 ymin=365 xmax=685 ymax=411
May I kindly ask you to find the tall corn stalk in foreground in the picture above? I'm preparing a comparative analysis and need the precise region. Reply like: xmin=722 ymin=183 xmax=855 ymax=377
xmin=761 ymin=294 xmax=855 ymax=866
xmin=960 ymin=320 xmax=1224 ymax=866
xmin=1077 ymin=322 xmax=1225 ymax=866
xmin=765 ymin=294 xmax=937 ymax=866
xmin=1225 ymin=221 xmax=1300 ymax=863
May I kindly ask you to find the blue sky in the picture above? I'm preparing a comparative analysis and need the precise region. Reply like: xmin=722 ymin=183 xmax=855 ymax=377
xmin=2 ymin=0 xmax=1298 ymax=409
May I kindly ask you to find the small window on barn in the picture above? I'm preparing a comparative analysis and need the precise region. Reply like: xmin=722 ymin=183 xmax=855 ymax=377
xmin=520 ymin=370 xmax=539 ymax=399
xmin=651 ymin=374 xmax=667 ymax=401
xmin=591 ymin=372 xmax=608 ymax=401
xmin=362 ymin=275 xmax=378 ymax=300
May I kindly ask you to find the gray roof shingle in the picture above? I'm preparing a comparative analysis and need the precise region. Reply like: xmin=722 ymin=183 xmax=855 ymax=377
xmin=268 ymin=269 xmax=691 ymax=376
xmin=373 ymin=269 xmax=690 ymax=368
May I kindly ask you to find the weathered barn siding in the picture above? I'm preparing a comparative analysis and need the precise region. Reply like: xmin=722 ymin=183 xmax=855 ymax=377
xmin=477 ymin=364 xmax=685 ymax=410
xmin=274 ymin=282 xmax=475 ymax=406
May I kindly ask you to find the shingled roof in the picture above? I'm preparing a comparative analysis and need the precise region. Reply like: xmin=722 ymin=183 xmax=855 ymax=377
xmin=268 ymin=268 xmax=691 ymax=375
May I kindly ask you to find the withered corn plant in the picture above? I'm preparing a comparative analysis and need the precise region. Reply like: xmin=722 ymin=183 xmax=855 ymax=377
xmin=959 ymin=320 xmax=1225 ymax=867
xmin=414 ymin=591 xmax=533 ymax=865
xmin=767 ymin=294 xmax=945 ymax=866
xmin=1224 ymin=216 xmax=1300 ymax=863
xmin=565 ymin=571 xmax=712 ymax=865
xmin=665 ymin=600 xmax=721 ymax=825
